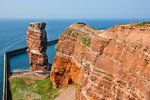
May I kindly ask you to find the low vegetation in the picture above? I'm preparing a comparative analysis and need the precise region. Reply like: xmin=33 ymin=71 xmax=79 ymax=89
xmin=80 ymin=37 xmax=91 ymax=46
xmin=87 ymin=25 xmax=99 ymax=30
xmin=136 ymin=23 xmax=150 ymax=27
xmin=64 ymin=28 xmax=72 ymax=35
xmin=68 ymin=32 xmax=77 ymax=38
xmin=10 ymin=77 xmax=65 ymax=100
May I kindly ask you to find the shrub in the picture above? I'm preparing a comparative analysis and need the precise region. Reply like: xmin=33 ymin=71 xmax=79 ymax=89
xmin=80 ymin=37 xmax=91 ymax=46
xmin=64 ymin=28 xmax=72 ymax=35
xmin=136 ymin=23 xmax=150 ymax=27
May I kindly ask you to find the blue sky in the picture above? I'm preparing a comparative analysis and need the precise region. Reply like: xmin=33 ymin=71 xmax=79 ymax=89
xmin=0 ymin=0 xmax=150 ymax=19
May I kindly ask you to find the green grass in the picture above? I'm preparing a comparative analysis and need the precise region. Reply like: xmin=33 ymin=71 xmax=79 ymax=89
xmin=64 ymin=28 xmax=72 ymax=35
xmin=136 ymin=23 xmax=150 ymax=27
xmin=87 ymin=25 xmax=99 ymax=30
xmin=68 ymin=32 xmax=78 ymax=38
xmin=80 ymin=37 xmax=91 ymax=46
xmin=10 ymin=77 xmax=63 ymax=100
xmin=70 ymin=33 xmax=76 ymax=37
xmin=65 ymin=28 xmax=78 ymax=38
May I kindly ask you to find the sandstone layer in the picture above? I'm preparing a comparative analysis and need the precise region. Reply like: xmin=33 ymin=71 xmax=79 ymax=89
xmin=26 ymin=22 xmax=50 ymax=71
xmin=51 ymin=23 xmax=150 ymax=100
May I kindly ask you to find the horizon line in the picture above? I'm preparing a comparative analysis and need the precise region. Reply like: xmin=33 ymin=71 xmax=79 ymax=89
xmin=0 ymin=17 xmax=150 ymax=20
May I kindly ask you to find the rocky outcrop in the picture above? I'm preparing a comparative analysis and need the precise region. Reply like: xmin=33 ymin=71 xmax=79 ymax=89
xmin=51 ymin=23 xmax=150 ymax=100
xmin=26 ymin=22 xmax=50 ymax=71
xmin=51 ymin=55 xmax=83 ymax=88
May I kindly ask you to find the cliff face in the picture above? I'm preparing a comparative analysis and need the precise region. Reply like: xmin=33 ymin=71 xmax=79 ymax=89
xmin=51 ymin=23 xmax=150 ymax=100
xmin=26 ymin=22 xmax=50 ymax=71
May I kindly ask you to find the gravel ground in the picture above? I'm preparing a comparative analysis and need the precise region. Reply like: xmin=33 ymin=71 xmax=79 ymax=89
xmin=55 ymin=86 xmax=77 ymax=100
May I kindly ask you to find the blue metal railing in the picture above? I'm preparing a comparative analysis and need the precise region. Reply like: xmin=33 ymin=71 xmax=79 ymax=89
xmin=2 ymin=39 xmax=58 ymax=100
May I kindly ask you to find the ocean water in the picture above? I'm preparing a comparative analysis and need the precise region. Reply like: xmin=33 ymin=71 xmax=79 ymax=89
xmin=0 ymin=18 xmax=150 ymax=98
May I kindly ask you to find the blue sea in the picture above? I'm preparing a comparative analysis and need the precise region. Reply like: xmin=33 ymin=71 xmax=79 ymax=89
xmin=0 ymin=18 xmax=150 ymax=98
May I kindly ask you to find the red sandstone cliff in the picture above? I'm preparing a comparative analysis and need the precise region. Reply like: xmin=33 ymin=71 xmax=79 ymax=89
xmin=51 ymin=23 xmax=150 ymax=100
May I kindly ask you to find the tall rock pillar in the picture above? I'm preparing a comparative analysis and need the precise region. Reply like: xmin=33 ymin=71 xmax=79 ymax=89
xmin=26 ymin=22 xmax=50 ymax=71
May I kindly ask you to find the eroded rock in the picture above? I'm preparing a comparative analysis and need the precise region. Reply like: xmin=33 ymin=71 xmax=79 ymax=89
xmin=26 ymin=22 xmax=50 ymax=71
xmin=51 ymin=23 xmax=150 ymax=100
xmin=51 ymin=55 xmax=83 ymax=88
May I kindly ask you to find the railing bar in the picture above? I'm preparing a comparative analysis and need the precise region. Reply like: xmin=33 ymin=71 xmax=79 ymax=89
xmin=2 ymin=39 xmax=58 ymax=99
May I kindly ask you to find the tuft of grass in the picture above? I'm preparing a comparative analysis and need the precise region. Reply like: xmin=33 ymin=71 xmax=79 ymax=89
xmin=10 ymin=77 xmax=63 ymax=100
xmin=64 ymin=28 xmax=72 ymax=35
xmin=65 ymin=28 xmax=78 ymax=38
xmin=80 ymin=37 xmax=91 ymax=46
xmin=77 ymin=22 xmax=86 ymax=25
xmin=68 ymin=32 xmax=77 ymax=38
xmin=136 ymin=23 xmax=150 ymax=27
xmin=87 ymin=25 xmax=99 ymax=30
xmin=70 ymin=33 xmax=76 ymax=37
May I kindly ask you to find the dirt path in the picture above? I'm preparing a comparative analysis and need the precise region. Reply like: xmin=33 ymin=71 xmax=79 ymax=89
xmin=55 ymin=86 xmax=77 ymax=100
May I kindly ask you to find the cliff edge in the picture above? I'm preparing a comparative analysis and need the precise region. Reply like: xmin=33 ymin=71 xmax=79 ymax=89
xmin=51 ymin=23 xmax=150 ymax=100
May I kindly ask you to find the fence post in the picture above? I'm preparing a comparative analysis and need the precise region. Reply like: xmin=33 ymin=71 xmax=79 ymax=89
xmin=3 ymin=52 xmax=7 ymax=100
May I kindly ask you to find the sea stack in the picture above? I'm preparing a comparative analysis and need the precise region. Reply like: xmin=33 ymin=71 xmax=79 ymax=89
xmin=26 ymin=22 xmax=50 ymax=71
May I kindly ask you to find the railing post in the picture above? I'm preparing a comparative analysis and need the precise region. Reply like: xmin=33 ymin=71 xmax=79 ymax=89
xmin=3 ymin=52 xmax=7 ymax=100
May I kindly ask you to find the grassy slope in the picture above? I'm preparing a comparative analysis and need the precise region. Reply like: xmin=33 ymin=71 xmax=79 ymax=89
xmin=10 ymin=77 xmax=64 ymax=100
